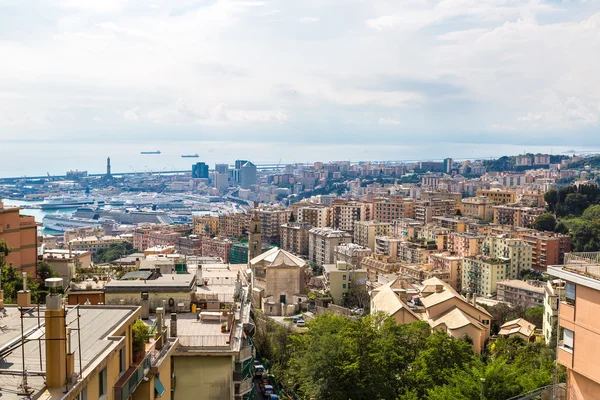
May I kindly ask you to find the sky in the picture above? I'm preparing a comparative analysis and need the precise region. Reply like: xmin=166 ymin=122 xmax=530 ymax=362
xmin=1 ymin=0 xmax=600 ymax=149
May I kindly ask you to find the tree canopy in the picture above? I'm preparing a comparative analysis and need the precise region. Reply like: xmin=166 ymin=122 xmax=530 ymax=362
xmin=255 ymin=312 xmax=558 ymax=400
xmin=532 ymin=213 xmax=557 ymax=232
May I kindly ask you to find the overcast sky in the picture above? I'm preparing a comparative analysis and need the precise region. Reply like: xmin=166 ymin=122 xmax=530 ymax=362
xmin=1 ymin=0 xmax=600 ymax=147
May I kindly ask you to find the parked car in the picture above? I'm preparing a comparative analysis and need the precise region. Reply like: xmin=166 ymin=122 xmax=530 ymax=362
xmin=262 ymin=385 xmax=275 ymax=396
xmin=292 ymin=316 xmax=302 ymax=323
xmin=296 ymin=319 xmax=306 ymax=327
xmin=254 ymin=365 xmax=265 ymax=378
xmin=269 ymin=395 xmax=279 ymax=400
xmin=259 ymin=378 xmax=271 ymax=392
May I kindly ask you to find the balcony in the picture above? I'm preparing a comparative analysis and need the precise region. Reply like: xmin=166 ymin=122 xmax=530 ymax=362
xmin=559 ymin=302 xmax=575 ymax=323
xmin=235 ymin=378 xmax=253 ymax=395
xmin=113 ymin=351 xmax=152 ymax=400
xmin=236 ymin=344 xmax=253 ymax=362
xmin=557 ymin=343 xmax=573 ymax=367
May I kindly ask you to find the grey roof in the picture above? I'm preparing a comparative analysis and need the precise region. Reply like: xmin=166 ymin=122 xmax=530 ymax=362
xmin=0 ymin=305 xmax=139 ymax=400
xmin=121 ymin=270 xmax=153 ymax=280
xmin=242 ymin=161 xmax=255 ymax=167
xmin=105 ymin=273 xmax=195 ymax=293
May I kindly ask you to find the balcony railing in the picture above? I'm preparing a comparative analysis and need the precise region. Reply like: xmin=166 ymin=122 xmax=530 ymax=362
xmin=114 ymin=352 xmax=152 ymax=400
xmin=235 ymin=378 xmax=254 ymax=395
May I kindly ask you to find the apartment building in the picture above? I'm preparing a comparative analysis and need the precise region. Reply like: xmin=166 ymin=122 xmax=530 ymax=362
xmin=392 ymin=218 xmax=423 ymax=239
xmin=354 ymin=220 xmax=391 ymax=250
xmin=522 ymin=232 xmax=571 ymax=271
xmin=431 ymin=216 xmax=467 ymax=233
xmin=483 ymin=235 xmax=533 ymax=278
xmin=414 ymin=199 xmax=456 ymax=223
xmin=493 ymin=204 xmax=545 ymax=228
xmin=0 ymin=200 xmax=39 ymax=275
xmin=496 ymin=279 xmax=545 ymax=308
xmin=372 ymin=197 xmax=415 ymax=222
xmin=332 ymin=200 xmax=372 ymax=235
xmin=542 ymin=279 xmax=564 ymax=344
xmin=548 ymin=253 xmax=600 ymax=399
xmin=0 ymin=295 xmax=177 ymax=400
xmin=201 ymin=236 xmax=232 ymax=262
xmin=133 ymin=226 xmax=190 ymax=251
xmin=461 ymin=196 xmax=495 ymax=221
xmin=371 ymin=277 xmax=492 ymax=354
xmin=475 ymin=189 xmax=516 ymax=204
xmin=308 ymin=227 xmax=353 ymax=266
xmin=256 ymin=208 xmax=292 ymax=245
xmin=323 ymin=261 xmax=368 ymax=305
xmin=360 ymin=254 xmax=405 ymax=281
xmin=334 ymin=243 xmax=372 ymax=267
xmin=68 ymin=235 xmax=131 ymax=252
xmin=462 ymin=256 xmax=511 ymax=297
xmin=218 ymin=213 xmax=249 ymax=239
xmin=421 ymin=191 xmax=463 ymax=203
xmin=296 ymin=204 xmax=331 ymax=228
xmin=193 ymin=215 xmax=219 ymax=236
xmin=280 ymin=222 xmax=311 ymax=256
xmin=429 ymin=252 xmax=463 ymax=291
xmin=448 ymin=232 xmax=485 ymax=257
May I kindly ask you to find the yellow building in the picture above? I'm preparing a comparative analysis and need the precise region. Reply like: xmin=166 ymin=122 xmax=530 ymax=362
xmin=461 ymin=196 xmax=495 ymax=221
xmin=0 ymin=287 xmax=178 ymax=400
xmin=193 ymin=215 xmax=219 ymax=236
xmin=323 ymin=261 xmax=368 ymax=305
xmin=476 ymin=189 xmax=516 ymax=204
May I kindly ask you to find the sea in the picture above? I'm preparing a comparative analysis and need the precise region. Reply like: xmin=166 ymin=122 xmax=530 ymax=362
xmin=0 ymin=139 xmax=584 ymax=179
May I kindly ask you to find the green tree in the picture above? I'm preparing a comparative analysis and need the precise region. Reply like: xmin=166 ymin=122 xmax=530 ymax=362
xmin=532 ymin=213 xmax=557 ymax=232
xmin=544 ymin=189 xmax=559 ymax=213
xmin=524 ymin=306 xmax=544 ymax=328
xmin=132 ymin=319 xmax=150 ymax=356
xmin=37 ymin=261 xmax=59 ymax=283
xmin=582 ymin=204 xmax=600 ymax=220
xmin=564 ymin=193 xmax=589 ymax=216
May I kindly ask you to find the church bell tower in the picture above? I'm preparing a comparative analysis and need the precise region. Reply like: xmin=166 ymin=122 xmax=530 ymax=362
xmin=248 ymin=210 xmax=262 ymax=262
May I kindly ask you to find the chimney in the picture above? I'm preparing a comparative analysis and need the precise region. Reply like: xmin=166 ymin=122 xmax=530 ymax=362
xmin=156 ymin=307 xmax=164 ymax=349
xmin=141 ymin=292 xmax=149 ymax=319
xmin=170 ymin=313 xmax=177 ymax=338
xmin=17 ymin=272 xmax=31 ymax=308
xmin=45 ymin=277 xmax=66 ymax=388
xmin=472 ymin=292 xmax=477 ymax=306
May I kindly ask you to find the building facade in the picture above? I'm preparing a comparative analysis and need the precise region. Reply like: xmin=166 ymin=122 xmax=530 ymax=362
xmin=308 ymin=227 xmax=353 ymax=266
xmin=0 ymin=200 xmax=38 ymax=275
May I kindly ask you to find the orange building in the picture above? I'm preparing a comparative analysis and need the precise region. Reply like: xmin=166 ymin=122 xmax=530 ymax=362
xmin=0 ymin=200 xmax=39 ymax=275
xmin=549 ymin=253 xmax=600 ymax=399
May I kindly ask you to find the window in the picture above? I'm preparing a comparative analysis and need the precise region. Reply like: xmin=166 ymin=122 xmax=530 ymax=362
xmin=342 ymin=275 xmax=347 ymax=281
xmin=563 ymin=328 xmax=574 ymax=351
xmin=565 ymin=282 xmax=576 ymax=305
xmin=342 ymin=284 xmax=347 ymax=289
xmin=119 ymin=347 xmax=126 ymax=376
xmin=99 ymin=367 xmax=107 ymax=398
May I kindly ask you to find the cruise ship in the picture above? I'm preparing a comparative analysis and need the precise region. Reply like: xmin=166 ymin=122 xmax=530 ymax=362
xmin=42 ymin=213 xmax=106 ymax=232
xmin=40 ymin=195 xmax=106 ymax=210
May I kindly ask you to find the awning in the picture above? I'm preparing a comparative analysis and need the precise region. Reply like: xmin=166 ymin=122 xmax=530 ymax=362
xmin=154 ymin=375 xmax=166 ymax=397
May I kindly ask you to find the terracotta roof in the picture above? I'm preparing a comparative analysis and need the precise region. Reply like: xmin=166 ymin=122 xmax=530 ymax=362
xmin=371 ymin=285 xmax=419 ymax=320
xmin=429 ymin=307 xmax=485 ymax=331
xmin=249 ymin=247 xmax=306 ymax=268
xmin=499 ymin=318 xmax=536 ymax=338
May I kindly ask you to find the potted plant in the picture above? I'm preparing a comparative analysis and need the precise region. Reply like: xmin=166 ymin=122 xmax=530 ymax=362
xmin=132 ymin=319 xmax=150 ymax=361
xmin=221 ymin=322 xmax=227 ymax=333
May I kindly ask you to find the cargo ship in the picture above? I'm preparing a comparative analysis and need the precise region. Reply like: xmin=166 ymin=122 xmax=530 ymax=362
xmin=141 ymin=150 xmax=161 ymax=154
xmin=181 ymin=154 xmax=199 ymax=158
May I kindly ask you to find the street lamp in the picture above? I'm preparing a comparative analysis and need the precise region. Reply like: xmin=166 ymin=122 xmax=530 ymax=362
xmin=480 ymin=377 xmax=486 ymax=400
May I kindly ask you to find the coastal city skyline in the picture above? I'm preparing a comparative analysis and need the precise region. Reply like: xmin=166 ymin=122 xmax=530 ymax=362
xmin=2 ymin=1 xmax=600 ymax=399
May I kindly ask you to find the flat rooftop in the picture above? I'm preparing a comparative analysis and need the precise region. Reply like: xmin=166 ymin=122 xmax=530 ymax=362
xmin=0 ymin=305 xmax=139 ymax=400
xmin=104 ymin=273 xmax=195 ymax=292
xmin=174 ymin=313 xmax=230 ymax=348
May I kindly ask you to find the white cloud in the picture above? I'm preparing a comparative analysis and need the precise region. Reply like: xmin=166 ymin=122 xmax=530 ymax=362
xmin=379 ymin=116 xmax=401 ymax=125
xmin=0 ymin=0 xmax=598 ymax=145
xmin=298 ymin=17 xmax=319 ymax=23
